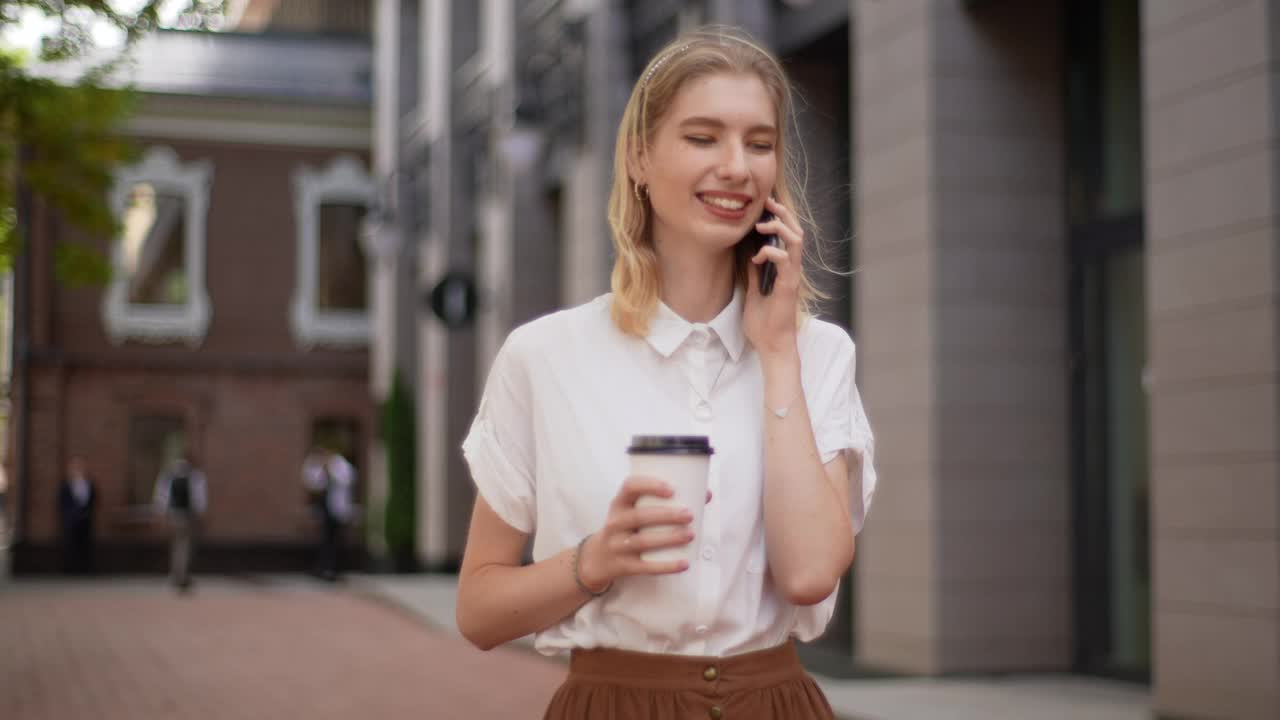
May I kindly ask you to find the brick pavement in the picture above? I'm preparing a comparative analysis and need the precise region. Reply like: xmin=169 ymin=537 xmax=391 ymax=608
xmin=0 ymin=579 xmax=566 ymax=720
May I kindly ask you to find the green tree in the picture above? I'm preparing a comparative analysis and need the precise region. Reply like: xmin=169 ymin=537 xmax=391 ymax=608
xmin=0 ymin=1 xmax=225 ymax=284
xmin=381 ymin=371 xmax=417 ymax=571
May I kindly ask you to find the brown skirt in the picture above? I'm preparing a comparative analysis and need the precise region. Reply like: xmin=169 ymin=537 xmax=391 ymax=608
xmin=542 ymin=641 xmax=835 ymax=720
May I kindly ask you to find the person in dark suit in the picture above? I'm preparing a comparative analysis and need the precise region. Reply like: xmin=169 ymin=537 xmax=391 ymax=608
xmin=58 ymin=456 xmax=97 ymax=574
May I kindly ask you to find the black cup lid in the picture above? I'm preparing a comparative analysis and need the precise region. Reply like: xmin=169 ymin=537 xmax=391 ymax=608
xmin=627 ymin=435 xmax=714 ymax=455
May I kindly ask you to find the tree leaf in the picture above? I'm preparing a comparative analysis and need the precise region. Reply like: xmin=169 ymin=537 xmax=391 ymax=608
xmin=53 ymin=241 xmax=111 ymax=287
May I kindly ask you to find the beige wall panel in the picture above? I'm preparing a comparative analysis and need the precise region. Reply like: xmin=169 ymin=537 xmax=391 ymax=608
xmin=1153 ymin=460 xmax=1278 ymax=533
xmin=1150 ymin=381 xmax=1277 ymax=459
xmin=1154 ymin=610 xmax=1279 ymax=720
xmin=1151 ymin=299 xmax=1276 ymax=383
xmin=1144 ymin=0 xmax=1268 ymax=103
xmin=1149 ymin=227 xmax=1275 ymax=312
xmin=1155 ymin=536 xmax=1278 ymax=611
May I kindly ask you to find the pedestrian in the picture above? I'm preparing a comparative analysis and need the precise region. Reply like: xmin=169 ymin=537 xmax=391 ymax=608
xmin=58 ymin=457 xmax=97 ymax=574
xmin=455 ymin=26 xmax=877 ymax=720
xmin=153 ymin=456 xmax=207 ymax=592
xmin=301 ymin=445 xmax=355 ymax=581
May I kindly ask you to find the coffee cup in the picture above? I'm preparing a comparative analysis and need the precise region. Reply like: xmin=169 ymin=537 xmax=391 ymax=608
xmin=627 ymin=435 xmax=714 ymax=564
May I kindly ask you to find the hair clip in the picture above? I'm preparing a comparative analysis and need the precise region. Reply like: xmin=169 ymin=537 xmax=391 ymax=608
xmin=644 ymin=43 xmax=692 ymax=86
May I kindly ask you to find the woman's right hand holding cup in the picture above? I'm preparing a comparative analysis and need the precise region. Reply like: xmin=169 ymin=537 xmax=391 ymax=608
xmin=577 ymin=476 xmax=696 ymax=592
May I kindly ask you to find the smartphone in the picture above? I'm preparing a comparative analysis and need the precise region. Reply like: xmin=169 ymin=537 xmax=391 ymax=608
xmin=746 ymin=210 xmax=783 ymax=295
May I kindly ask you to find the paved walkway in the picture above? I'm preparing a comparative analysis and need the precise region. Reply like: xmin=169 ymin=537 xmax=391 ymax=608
xmin=0 ymin=576 xmax=563 ymax=719
xmin=350 ymin=573 xmax=1153 ymax=720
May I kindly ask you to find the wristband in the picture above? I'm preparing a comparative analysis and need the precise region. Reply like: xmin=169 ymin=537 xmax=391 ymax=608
xmin=573 ymin=534 xmax=612 ymax=597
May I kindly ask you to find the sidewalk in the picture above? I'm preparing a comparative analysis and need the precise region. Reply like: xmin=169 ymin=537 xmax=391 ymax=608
xmin=1 ymin=574 xmax=565 ymax=720
xmin=348 ymin=573 xmax=1151 ymax=720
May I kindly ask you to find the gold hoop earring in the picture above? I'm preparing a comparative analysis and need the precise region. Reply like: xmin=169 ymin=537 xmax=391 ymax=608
xmin=633 ymin=182 xmax=646 ymax=202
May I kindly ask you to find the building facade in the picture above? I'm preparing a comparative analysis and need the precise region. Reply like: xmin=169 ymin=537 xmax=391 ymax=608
xmin=857 ymin=3 xmax=1279 ymax=718
xmin=366 ymin=1 xmax=1275 ymax=717
xmin=9 ymin=3 xmax=378 ymax=573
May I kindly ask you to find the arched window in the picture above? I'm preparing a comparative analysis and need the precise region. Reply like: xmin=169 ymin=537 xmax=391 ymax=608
xmin=104 ymin=146 xmax=214 ymax=345
xmin=290 ymin=155 xmax=375 ymax=348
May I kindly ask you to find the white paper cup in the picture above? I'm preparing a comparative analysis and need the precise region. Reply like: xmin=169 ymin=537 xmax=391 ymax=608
xmin=628 ymin=435 xmax=714 ymax=564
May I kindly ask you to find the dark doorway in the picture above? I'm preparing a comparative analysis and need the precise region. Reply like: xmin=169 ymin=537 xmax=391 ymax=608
xmin=1066 ymin=0 xmax=1150 ymax=682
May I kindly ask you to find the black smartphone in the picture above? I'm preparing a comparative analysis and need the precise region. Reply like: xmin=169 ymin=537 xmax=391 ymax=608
xmin=747 ymin=210 xmax=783 ymax=295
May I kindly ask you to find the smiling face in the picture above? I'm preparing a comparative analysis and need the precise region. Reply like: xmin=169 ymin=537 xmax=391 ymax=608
xmin=639 ymin=72 xmax=779 ymax=254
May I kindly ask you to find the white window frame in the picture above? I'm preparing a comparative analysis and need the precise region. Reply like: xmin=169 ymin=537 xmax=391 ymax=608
xmin=290 ymin=155 xmax=376 ymax=348
xmin=103 ymin=146 xmax=214 ymax=346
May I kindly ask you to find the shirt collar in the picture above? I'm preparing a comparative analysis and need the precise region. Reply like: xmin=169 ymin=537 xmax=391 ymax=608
xmin=644 ymin=287 xmax=746 ymax=362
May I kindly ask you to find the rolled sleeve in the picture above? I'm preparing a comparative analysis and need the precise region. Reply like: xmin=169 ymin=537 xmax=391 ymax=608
xmin=809 ymin=333 xmax=878 ymax=536
xmin=790 ymin=581 xmax=839 ymax=643
xmin=461 ymin=334 xmax=537 ymax=534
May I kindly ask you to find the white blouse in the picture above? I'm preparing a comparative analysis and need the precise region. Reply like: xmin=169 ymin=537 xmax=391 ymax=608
xmin=462 ymin=289 xmax=877 ymax=658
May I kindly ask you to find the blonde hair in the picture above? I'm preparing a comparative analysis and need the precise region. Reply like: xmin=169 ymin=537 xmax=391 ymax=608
xmin=608 ymin=25 xmax=824 ymax=337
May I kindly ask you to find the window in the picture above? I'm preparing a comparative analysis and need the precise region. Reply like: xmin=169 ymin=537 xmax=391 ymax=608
xmin=317 ymin=203 xmax=369 ymax=311
xmin=290 ymin=155 xmax=375 ymax=347
xmin=127 ymin=415 xmax=187 ymax=506
xmin=104 ymin=147 xmax=214 ymax=345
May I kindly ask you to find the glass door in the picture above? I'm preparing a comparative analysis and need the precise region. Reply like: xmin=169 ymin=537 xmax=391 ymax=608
xmin=1071 ymin=225 xmax=1150 ymax=680
xmin=1066 ymin=0 xmax=1150 ymax=681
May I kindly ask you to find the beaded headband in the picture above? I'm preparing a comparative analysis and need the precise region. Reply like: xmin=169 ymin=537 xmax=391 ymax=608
xmin=642 ymin=34 xmax=770 ymax=87
xmin=643 ymin=43 xmax=691 ymax=86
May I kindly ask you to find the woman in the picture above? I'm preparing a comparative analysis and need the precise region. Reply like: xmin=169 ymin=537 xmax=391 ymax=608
xmin=457 ymin=26 xmax=877 ymax=719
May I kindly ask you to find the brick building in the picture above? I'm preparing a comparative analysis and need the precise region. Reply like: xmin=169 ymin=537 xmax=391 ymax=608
xmin=8 ymin=1 xmax=377 ymax=573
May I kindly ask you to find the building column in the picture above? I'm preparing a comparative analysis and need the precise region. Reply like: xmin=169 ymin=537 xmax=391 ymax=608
xmin=561 ymin=0 xmax=623 ymax=307
xmin=441 ymin=1 xmax=484 ymax=565
xmin=475 ymin=0 xmax=515 ymax=389
xmin=418 ymin=0 xmax=451 ymax=568
xmin=1142 ymin=2 xmax=1280 ymax=718
xmin=854 ymin=0 xmax=1070 ymax=673
xmin=366 ymin=0 xmax=401 ymax=559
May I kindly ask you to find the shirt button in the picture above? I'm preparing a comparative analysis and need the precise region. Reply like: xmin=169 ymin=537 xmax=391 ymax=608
xmin=696 ymin=624 xmax=709 ymax=635
xmin=694 ymin=402 xmax=712 ymax=421
xmin=703 ymin=666 xmax=719 ymax=682
xmin=709 ymin=706 xmax=723 ymax=719
xmin=701 ymin=546 xmax=715 ymax=561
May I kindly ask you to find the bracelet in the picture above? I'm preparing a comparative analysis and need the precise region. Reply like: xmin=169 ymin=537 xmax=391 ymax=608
xmin=572 ymin=534 xmax=612 ymax=597
xmin=768 ymin=392 xmax=801 ymax=419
